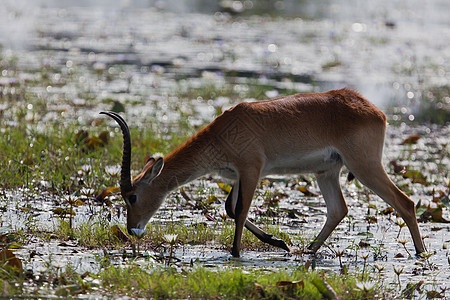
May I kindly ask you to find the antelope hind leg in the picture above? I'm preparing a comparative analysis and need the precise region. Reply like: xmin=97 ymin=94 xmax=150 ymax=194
xmin=307 ymin=169 xmax=348 ymax=253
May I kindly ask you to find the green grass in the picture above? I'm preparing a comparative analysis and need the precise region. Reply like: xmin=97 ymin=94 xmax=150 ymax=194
xmin=145 ymin=218 xmax=295 ymax=251
xmin=0 ymin=261 xmax=384 ymax=299
xmin=0 ymin=113 xmax=193 ymax=194
xmin=48 ymin=215 xmax=295 ymax=253
xmin=53 ymin=218 xmax=121 ymax=248
xmin=96 ymin=265 xmax=381 ymax=299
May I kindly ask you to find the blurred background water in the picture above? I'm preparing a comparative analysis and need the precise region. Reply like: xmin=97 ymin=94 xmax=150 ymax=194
xmin=0 ymin=0 xmax=449 ymax=123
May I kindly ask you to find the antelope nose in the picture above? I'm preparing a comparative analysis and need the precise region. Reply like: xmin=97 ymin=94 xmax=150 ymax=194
xmin=128 ymin=228 xmax=147 ymax=237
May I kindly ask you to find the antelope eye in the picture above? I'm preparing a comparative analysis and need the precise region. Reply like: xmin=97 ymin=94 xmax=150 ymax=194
xmin=128 ymin=195 xmax=137 ymax=205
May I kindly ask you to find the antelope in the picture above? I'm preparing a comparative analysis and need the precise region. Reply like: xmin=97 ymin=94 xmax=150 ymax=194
xmin=100 ymin=88 xmax=425 ymax=257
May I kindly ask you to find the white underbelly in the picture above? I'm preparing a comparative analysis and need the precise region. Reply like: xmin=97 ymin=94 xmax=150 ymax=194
xmin=262 ymin=147 xmax=342 ymax=176
xmin=213 ymin=148 xmax=343 ymax=180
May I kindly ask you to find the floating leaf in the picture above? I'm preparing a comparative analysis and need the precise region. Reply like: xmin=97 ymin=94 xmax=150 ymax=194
xmin=206 ymin=195 xmax=219 ymax=204
xmin=359 ymin=241 xmax=370 ymax=248
xmin=0 ymin=248 xmax=23 ymax=272
xmin=73 ymin=199 xmax=84 ymax=206
xmin=297 ymin=185 xmax=319 ymax=197
xmin=286 ymin=208 xmax=306 ymax=219
xmin=217 ymin=182 xmax=232 ymax=193
xmin=381 ymin=207 xmax=394 ymax=215
xmin=357 ymin=231 xmax=374 ymax=237
xmin=58 ymin=241 xmax=78 ymax=247
xmin=395 ymin=253 xmax=405 ymax=258
xmin=431 ymin=227 xmax=443 ymax=232
xmin=434 ymin=190 xmax=449 ymax=207
xmin=403 ymin=170 xmax=428 ymax=185
xmin=426 ymin=290 xmax=444 ymax=299
xmin=415 ymin=200 xmax=427 ymax=217
xmin=365 ymin=216 xmax=378 ymax=224
xmin=419 ymin=206 xmax=450 ymax=223
xmin=7 ymin=242 xmax=22 ymax=249
xmin=401 ymin=134 xmax=421 ymax=145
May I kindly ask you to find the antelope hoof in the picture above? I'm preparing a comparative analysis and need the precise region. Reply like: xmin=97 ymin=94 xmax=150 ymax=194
xmin=231 ymin=247 xmax=240 ymax=258
xmin=302 ymin=248 xmax=316 ymax=255
xmin=269 ymin=236 xmax=291 ymax=252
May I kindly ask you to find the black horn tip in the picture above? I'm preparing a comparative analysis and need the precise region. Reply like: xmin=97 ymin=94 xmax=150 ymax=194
xmin=99 ymin=111 xmax=113 ymax=116
xmin=99 ymin=111 xmax=129 ymax=130
xmin=100 ymin=111 xmax=123 ymax=120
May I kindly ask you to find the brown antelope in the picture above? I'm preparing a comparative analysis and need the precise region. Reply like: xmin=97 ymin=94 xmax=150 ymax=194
xmin=100 ymin=88 xmax=425 ymax=257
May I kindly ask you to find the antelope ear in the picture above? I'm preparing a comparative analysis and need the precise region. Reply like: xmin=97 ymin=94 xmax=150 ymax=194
xmin=142 ymin=157 xmax=164 ymax=183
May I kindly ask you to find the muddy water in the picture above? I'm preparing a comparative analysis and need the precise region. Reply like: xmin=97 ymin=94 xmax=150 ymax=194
xmin=1 ymin=0 xmax=449 ymax=297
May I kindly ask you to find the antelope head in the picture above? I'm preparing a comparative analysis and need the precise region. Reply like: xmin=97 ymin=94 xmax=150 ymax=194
xmin=100 ymin=112 xmax=165 ymax=234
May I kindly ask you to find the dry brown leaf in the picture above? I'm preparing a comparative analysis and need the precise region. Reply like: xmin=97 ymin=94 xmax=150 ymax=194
xmin=110 ymin=225 xmax=130 ymax=242
xmin=95 ymin=187 xmax=120 ymax=202
xmin=276 ymin=280 xmax=304 ymax=289
xmin=205 ymin=214 xmax=216 ymax=222
xmin=98 ymin=131 xmax=109 ymax=145
xmin=75 ymin=130 xmax=89 ymax=144
xmin=304 ymin=259 xmax=311 ymax=270
xmin=389 ymin=160 xmax=406 ymax=174
xmin=0 ymin=248 xmax=23 ymax=272
xmin=401 ymin=134 xmax=421 ymax=145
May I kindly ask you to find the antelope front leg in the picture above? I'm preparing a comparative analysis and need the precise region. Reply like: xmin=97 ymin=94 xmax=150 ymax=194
xmin=231 ymin=170 xmax=261 ymax=257
xmin=225 ymin=184 xmax=290 ymax=252
xmin=307 ymin=170 xmax=348 ymax=253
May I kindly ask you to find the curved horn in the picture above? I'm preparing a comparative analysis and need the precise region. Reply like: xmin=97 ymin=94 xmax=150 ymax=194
xmin=100 ymin=111 xmax=133 ymax=197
